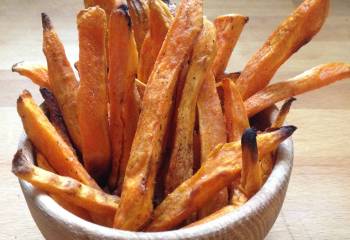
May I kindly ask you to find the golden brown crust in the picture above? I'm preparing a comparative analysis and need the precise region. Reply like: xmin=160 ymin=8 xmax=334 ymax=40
xmin=12 ymin=61 xmax=50 ymax=89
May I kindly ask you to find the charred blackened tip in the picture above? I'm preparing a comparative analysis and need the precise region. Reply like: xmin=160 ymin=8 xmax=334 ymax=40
xmin=41 ymin=12 xmax=52 ymax=31
xmin=11 ymin=61 xmax=23 ymax=72
xmin=281 ymin=125 xmax=297 ymax=136
xmin=241 ymin=128 xmax=258 ymax=147
xmin=116 ymin=4 xmax=132 ymax=29
xmin=12 ymin=149 xmax=33 ymax=175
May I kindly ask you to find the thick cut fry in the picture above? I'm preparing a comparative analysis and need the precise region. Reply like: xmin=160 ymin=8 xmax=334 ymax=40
xmin=240 ymin=129 xmax=262 ymax=197
xmin=127 ymin=0 xmax=150 ymax=51
xmin=39 ymin=88 xmax=72 ymax=147
xmin=107 ymin=6 xmax=139 ymax=192
xmin=113 ymin=0 xmax=203 ymax=231
xmin=17 ymin=91 xmax=99 ymax=189
xmin=36 ymin=153 xmax=91 ymax=221
xmin=271 ymin=98 xmax=296 ymax=129
xmin=77 ymin=7 xmax=111 ymax=181
xmin=146 ymin=126 xmax=296 ymax=231
xmin=138 ymin=0 xmax=173 ymax=83
xmin=245 ymin=63 xmax=350 ymax=117
xmin=212 ymin=14 xmax=248 ymax=78
xmin=197 ymin=71 xmax=228 ymax=217
xmin=12 ymin=62 xmax=50 ymax=89
xmin=165 ymin=19 xmax=217 ymax=195
xmin=41 ymin=13 xmax=81 ymax=149
xmin=13 ymin=150 xmax=119 ymax=214
xmin=222 ymin=79 xmax=249 ymax=142
xmin=236 ymin=0 xmax=330 ymax=99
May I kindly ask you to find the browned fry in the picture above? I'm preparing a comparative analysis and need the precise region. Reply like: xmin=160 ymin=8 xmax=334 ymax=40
xmin=107 ymin=6 xmax=140 ymax=192
xmin=146 ymin=126 xmax=296 ymax=231
xmin=13 ymin=150 xmax=119 ymax=215
xmin=197 ymin=72 xmax=228 ymax=217
xmin=165 ymin=18 xmax=217 ymax=195
xmin=222 ymin=78 xmax=249 ymax=142
xmin=41 ymin=13 xmax=81 ymax=149
xmin=212 ymin=14 xmax=248 ymax=78
xmin=127 ymin=0 xmax=150 ymax=51
xmin=39 ymin=88 xmax=72 ymax=147
xmin=239 ymin=128 xmax=262 ymax=197
xmin=138 ymin=0 xmax=173 ymax=83
xmin=113 ymin=0 xmax=203 ymax=231
xmin=216 ymin=71 xmax=241 ymax=84
xmin=17 ymin=90 xmax=100 ymax=189
xmin=271 ymin=98 xmax=296 ymax=128
xmin=36 ymin=153 xmax=91 ymax=221
xmin=245 ymin=63 xmax=350 ymax=117
xmin=236 ymin=0 xmax=330 ymax=99
xmin=77 ymin=7 xmax=111 ymax=181
xmin=12 ymin=62 xmax=50 ymax=89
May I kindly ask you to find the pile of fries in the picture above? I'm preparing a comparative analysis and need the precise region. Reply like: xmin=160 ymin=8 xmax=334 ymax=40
xmin=12 ymin=0 xmax=350 ymax=232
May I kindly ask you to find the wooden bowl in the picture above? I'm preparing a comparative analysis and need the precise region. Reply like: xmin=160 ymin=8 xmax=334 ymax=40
xmin=16 ymin=110 xmax=294 ymax=240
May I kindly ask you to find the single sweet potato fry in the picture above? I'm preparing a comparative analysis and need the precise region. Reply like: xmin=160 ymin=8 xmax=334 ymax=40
xmin=146 ymin=126 xmax=296 ymax=231
xmin=17 ymin=91 xmax=99 ymax=189
xmin=138 ymin=0 xmax=173 ymax=83
xmin=39 ymin=88 xmax=73 ymax=147
xmin=222 ymin=78 xmax=249 ymax=142
xmin=113 ymin=0 xmax=203 ymax=231
xmin=77 ymin=7 xmax=111 ymax=181
xmin=127 ymin=0 xmax=150 ymax=51
xmin=84 ymin=0 xmax=125 ymax=18
xmin=12 ymin=62 xmax=50 ymax=89
xmin=13 ymin=150 xmax=119 ymax=214
xmin=197 ymin=71 xmax=228 ymax=217
xmin=245 ymin=63 xmax=350 ymax=117
xmin=165 ymin=18 xmax=217 ymax=195
xmin=212 ymin=14 xmax=248 ymax=78
xmin=236 ymin=0 xmax=330 ymax=99
xmin=41 ymin=13 xmax=81 ymax=149
xmin=107 ymin=5 xmax=140 ymax=192
xmin=271 ymin=98 xmax=296 ymax=129
xmin=36 ymin=152 xmax=91 ymax=221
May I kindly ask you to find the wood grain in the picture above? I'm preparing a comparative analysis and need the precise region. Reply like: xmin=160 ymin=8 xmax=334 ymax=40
xmin=0 ymin=0 xmax=349 ymax=239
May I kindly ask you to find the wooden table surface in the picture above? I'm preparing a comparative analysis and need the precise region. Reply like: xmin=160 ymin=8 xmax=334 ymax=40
xmin=0 ymin=0 xmax=349 ymax=239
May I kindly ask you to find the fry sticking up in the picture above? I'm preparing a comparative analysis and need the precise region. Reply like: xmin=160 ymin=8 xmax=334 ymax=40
xmin=245 ymin=63 xmax=350 ymax=117
xmin=113 ymin=0 xmax=204 ymax=231
xmin=236 ymin=0 xmax=330 ymax=99
xmin=271 ymin=98 xmax=296 ymax=129
xmin=212 ymin=14 xmax=248 ymax=78
xmin=165 ymin=18 xmax=217 ymax=195
xmin=146 ymin=126 xmax=296 ymax=231
xmin=41 ymin=13 xmax=82 ymax=149
xmin=127 ymin=0 xmax=150 ymax=51
xmin=17 ymin=90 xmax=99 ymax=189
xmin=108 ymin=5 xmax=139 ymax=192
xmin=138 ymin=0 xmax=173 ymax=84
xmin=12 ymin=62 xmax=50 ymax=89
xmin=36 ymin=153 xmax=91 ymax=221
xmin=84 ymin=0 xmax=125 ymax=18
xmin=77 ymin=7 xmax=111 ymax=181
xmin=39 ymin=88 xmax=72 ymax=147
xmin=13 ymin=150 xmax=119 ymax=215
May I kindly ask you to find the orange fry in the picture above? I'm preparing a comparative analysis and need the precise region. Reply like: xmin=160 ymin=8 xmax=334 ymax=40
xmin=12 ymin=62 xmax=50 ymax=89
xmin=245 ymin=63 xmax=350 ymax=117
xmin=138 ymin=0 xmax=173 ymax=83
xmin=84 ymin=0 xmax=125 ymax=18
xmin=146 ymin=126 xmax=296 ymax=231
xmin=212 ymin=14 xmax=248 ymax=78
xmin=17 ymin=90 xmax=99 ymax=189
xmin=236 ymin=0 xmax=330 ymax=99
xmin=165 ymin=19 xmax=217 ymax=195
xmin=77 ymin=7 xmax=111 ymax=181
xmin=41 ymin=13 xmax=81 ymax=149
xmin=107 ymin=6 xmax=140 ymax=192
xmin=271 ymin=98 xmax=296 ymax=129
xmin=113 ymin=0 xmax=204 ymax=231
